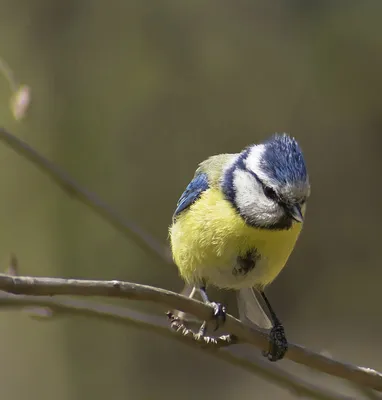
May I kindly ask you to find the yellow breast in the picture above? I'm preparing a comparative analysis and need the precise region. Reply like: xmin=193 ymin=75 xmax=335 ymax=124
xmin=169 ymin=188 xmax=303 ymax=289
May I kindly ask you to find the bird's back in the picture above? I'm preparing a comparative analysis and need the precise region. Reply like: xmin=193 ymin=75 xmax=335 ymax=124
xmin=196 ymin=153 xmax=237 ymax=187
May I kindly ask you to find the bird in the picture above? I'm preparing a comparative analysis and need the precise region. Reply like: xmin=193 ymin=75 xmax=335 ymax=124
xmin=169 ymin=133 xmax=310 ymax=361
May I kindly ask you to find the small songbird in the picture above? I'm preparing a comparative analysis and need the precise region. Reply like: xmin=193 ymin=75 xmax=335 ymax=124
xmin=169 ymin=133 xmax=310 ymax=361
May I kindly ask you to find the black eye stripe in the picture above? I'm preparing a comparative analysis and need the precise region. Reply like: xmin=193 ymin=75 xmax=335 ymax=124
xmin=245 ymin=169 xmax=280 ymax=201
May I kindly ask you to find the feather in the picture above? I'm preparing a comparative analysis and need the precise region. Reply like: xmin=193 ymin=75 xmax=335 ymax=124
xmin=173 ymin=173 xmax=209 ymax=220
xmin=236 ymin=287 xmax=273 ymax=330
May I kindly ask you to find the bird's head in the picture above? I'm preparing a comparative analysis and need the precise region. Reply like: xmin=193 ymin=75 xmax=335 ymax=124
xmin=222 ymin=133 xmax=310 ymax=230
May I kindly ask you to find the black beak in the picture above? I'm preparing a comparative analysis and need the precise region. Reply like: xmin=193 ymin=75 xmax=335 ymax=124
xmin=287 ymin=204 xmax=303 ymax=223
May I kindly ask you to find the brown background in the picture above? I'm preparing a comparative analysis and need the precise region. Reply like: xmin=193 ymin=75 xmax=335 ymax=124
xmin=0 ymin=1 xmax=381 ymax=399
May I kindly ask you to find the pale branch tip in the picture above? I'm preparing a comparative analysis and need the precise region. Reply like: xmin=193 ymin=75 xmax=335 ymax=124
xmin=0 ymin=273 xmax=380 ymax=393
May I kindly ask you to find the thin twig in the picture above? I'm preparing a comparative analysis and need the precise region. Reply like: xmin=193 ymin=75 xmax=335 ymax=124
xmin=316 ymin=351 xmax=381 ymax=400
xmin=0 ymin=127 xmax=171 ymax=263
xmin=354 ymin=387 xmax=381 ymax=400
xmin=0 ymin=291 xmax=355 ymax=400
xmin=0 ymin=57 xmax=17 ymax=91
xmin=0 ymin=274 xmax=380 ymax=392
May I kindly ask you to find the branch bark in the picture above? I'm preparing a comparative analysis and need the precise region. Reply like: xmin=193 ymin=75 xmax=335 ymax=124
xmin=0 ymin=290 xmax=355 ymax=400
xmin=0 ymin=273 xmax=380 ymax=393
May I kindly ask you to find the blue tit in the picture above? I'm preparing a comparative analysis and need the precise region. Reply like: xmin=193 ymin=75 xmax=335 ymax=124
xmin=169 ymin=133 xmax=310 ymax=361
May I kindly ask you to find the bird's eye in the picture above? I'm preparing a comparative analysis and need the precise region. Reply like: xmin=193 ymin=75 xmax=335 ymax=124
xmin=263 ymin=186 xmax=278 ymax=201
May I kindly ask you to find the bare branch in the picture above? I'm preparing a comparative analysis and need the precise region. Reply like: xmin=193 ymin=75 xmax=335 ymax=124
xmin=0 ymin=57 xmax=18 ymax=91
xmin=318 ymin=350 xmax=381 ymax=400
xmin=0 ymin=291 xmax=355 ymax=400
xmin=0 ymin=129 xmax=376 ymax=398
xmin=0 ymin=127 xmax=171 ymax=263
xmin=0 ymin=273 xmax=380 ymax=392
xmin=353 ymin=386 xmax=381 ymax=400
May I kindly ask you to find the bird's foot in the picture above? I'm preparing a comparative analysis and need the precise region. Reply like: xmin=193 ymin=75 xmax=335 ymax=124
xmin=209 ymin=301 xmax=226 ymax=331
xmin=195 ymin=321 xmax=207 ymax=340
xmin=262 ymin=323 xmax=288 ymax=362
xmin=195 ymin=302 xmax=226 ymax=335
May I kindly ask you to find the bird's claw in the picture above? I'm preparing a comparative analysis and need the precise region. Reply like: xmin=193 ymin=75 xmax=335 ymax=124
xmin=210 ymin=302 xmax=226 ymax=331
xmin=262 ymin=324 xmax=288 ymax=362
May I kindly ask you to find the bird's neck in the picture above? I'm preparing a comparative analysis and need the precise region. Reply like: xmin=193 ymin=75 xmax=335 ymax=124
xmin=221 ymin=152 xmax=247 ymax=207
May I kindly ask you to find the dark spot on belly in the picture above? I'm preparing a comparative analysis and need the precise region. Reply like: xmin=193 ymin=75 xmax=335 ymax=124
xmin=233 ymin=249 xmax=261 ymax=276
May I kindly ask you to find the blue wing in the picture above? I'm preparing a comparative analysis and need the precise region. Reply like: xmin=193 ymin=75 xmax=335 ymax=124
xmin=173 ymin=172 xmax=209 ymax=219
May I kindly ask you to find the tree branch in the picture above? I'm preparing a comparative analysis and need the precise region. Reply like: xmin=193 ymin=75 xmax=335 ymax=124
xmin=0 ymin=273 xmax=380 ymax=393
xmin=0 ymin=127 xmax=171 ymax=263
xmin=0 ymin=129 xmax=377 ymax=398
xmin=0 ymin=290 xmax=356 ymax=400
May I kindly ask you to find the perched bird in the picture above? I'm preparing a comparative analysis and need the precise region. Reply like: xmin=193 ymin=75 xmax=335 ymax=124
xmin=169 ymin=133 xmax=310 ymax=361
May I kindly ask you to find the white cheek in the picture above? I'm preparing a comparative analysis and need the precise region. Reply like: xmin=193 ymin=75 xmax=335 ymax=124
xmin=233 ymin=170 xmax=283 ymax=225
xmin=233 ymin=170 xmax=266 ymax=206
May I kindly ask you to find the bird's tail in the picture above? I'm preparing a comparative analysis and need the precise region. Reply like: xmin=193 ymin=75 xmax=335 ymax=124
xmin=236 ymin=287 xmax=273 ymax=330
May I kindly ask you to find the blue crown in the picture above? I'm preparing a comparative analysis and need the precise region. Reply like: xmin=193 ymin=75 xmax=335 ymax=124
xmin=261 ymin=133 xmax=308 ymax=185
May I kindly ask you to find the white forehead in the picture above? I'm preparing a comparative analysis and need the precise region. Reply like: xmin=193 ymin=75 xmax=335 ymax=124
xmin=244 ymin=144 xmax=276 ymax=187
xmin=244 ymin=143 xmax=310 ymax=198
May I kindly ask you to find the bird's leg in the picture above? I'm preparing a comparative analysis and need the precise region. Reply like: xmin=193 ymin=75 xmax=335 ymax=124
xmin=166 ymin=284 xmax=198 ymax=325
xmin=260 ymin=290 xmax=288 ymax=362
xmin=166 ymin=284 xmax=226 ymax=336
xmin=199 ymin=285 xmax=226 ymax=332
xmin=166 ymin=284 xmax=236 ymax=347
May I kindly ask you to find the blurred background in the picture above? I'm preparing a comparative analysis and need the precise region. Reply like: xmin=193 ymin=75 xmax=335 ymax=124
xmin=0 ymin=1 xmax=381 ymax=399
